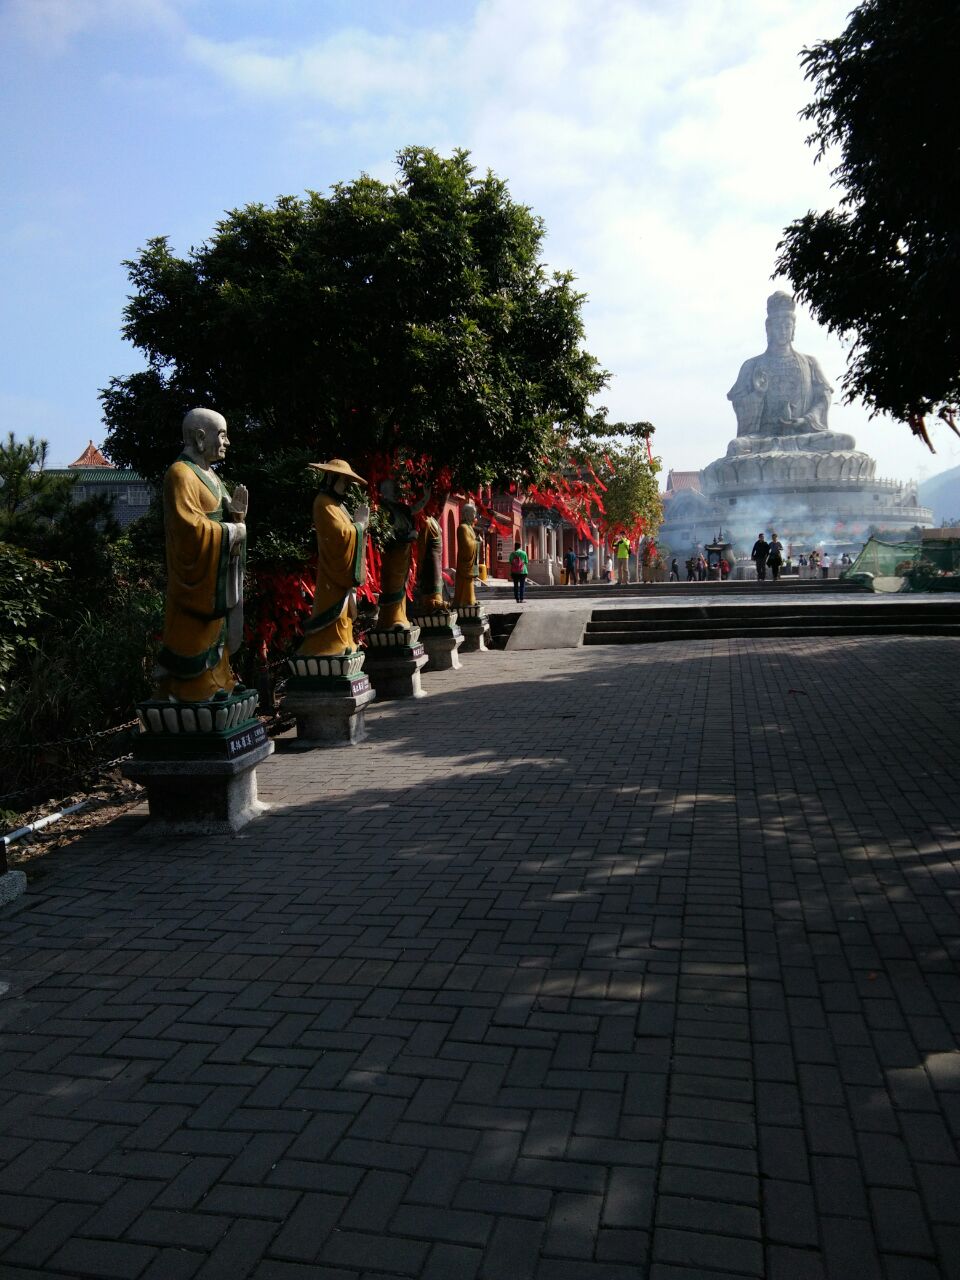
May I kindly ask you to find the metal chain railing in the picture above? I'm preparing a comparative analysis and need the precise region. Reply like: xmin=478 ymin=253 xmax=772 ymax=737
xmin=0 ymin=721 xmax=139 ymax=806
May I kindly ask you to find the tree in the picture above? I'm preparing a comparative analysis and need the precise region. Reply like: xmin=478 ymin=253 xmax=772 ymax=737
xmin=775 ymin=0 xmax=960 ymax=448
xmin=0 ymin=434 xmax=73 ymax=533
xmin=0 ymin=435 xmax=163 ymax=805
xmin=0 ymin=542 xmax=63 ymax=704
xmin=0 ymin=433 xmax=120 ymax=594
xmin=597 ymin=441 xmax=663 ymax=541
xmin=522 ymin=422 xmax=662 ymax=549
xmin=101 ymin=148 xmax=609 ymax=524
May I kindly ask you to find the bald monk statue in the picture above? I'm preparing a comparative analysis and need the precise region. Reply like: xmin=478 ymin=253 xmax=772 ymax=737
xmin=453 ymin=502 xmax=481 ymax=608
xmin=154 ymin=408 xmax=248 ymax=702
xmin=297 ymin=459 xmax=369 ymax=657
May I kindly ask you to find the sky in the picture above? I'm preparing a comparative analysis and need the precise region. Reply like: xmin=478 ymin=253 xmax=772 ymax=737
xmin=2 ymin=0 xmax=955 ymax=486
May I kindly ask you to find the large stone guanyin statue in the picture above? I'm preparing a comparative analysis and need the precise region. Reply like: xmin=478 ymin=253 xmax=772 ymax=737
xmin=658 ymin=290 xmax=930 ymax=557
xmin=701 ymin=291 xmax=875 ymax=492
xmin=726 ymin=292 xmax=853 ymax=455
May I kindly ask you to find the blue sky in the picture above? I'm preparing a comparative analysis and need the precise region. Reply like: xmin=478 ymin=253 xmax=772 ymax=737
xmin=2 ymin=0 xmax=954 ymax=485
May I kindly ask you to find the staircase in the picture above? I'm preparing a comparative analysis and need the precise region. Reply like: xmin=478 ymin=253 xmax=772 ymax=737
xmin=503 ymin=578 xmax=870 ymax=602
xmin=487 ymin=612 xmax=521 ymax=650
xmin=583 ymin=599 xmax=960 ymax=646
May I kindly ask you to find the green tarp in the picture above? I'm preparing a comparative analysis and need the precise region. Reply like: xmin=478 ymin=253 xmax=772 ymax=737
xmin=845 ymin=537 xmax=920 ymax=578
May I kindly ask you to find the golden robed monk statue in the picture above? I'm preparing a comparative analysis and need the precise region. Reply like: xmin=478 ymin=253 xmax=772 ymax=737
xmin=155 ymin=408 xmax=248 ymax=702
xmin=452 ymin=501 xmax=481 ymax=608
xmin=415 ymin=514 xmax=448 ymax=614
xmin=297 ymin=459 xmax=370 ymax=657
xmin=376 ymin=478 xmax=430 ymax=630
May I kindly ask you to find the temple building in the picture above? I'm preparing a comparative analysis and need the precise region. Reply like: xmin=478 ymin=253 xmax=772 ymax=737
xmin=47 ymin=442 xmax=154 ymax=529
xmin=660 ymin=293 xmax=932 ymax=558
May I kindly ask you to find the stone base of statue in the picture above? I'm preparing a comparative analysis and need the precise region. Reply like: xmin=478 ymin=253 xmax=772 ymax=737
xmin=124 ymin=688 xmax=273 ymax=834
xmin=456 ymin=603 xmax=491 ymax=652
xmin=364 ymin=624 xmax=428 ymax=699
xmin=0 ymin=868 xmax=27 ymax=907
xmin=281 ymin=651 xmax=376 ymax=745
xmin=413 ymin=613 xmax=464 ymax=671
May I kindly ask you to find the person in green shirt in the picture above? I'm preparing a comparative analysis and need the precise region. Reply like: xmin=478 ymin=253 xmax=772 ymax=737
xmin=509 ymin=541 xmax=529 ymax=602
xmin=613 ymin=535 xmax=631 ymax=585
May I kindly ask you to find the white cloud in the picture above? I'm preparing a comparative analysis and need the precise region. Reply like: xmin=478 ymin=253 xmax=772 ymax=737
xmin=1 ymin=0 xmax=182 ymax=53
xmin=4 ymin=0 xmax=942 ymax=481
xmin=171 ymin=0 xmax=953 ymax=478
xmin=181 ymin=27 xmax=454 ymax=111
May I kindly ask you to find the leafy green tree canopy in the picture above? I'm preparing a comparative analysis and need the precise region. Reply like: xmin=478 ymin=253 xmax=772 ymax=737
xmin=776 ymin=0 xmax=960 ymax=447
xmin=102 ymin=148 xmax=609 ymax=507
xmin=0 ymin=434 xmax=73 ymax=535
xmin=0 ymin=433 xmax=120 ymax=592
xmin=597 ymin=437 xmax=663 ymax=540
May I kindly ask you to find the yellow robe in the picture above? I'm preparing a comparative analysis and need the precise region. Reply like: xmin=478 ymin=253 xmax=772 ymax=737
xmin=453 ymin=521 xmax=479 ymax=607
xmin=155 ymin=459 xmax=238 ymax=702
xmin=415 ymin=517 xmax=445 ymax=612
xmin=378 ymin=544 xmax=412 ymax=629
xmin=376 ymin=496 xmax=418 ymax=629
xmin=298 ymin=492 xmax=366 ymax=656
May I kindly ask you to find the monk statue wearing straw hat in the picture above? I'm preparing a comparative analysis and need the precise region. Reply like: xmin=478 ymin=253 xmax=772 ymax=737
xmin=297 ymin=459 xmax=369 ymax=658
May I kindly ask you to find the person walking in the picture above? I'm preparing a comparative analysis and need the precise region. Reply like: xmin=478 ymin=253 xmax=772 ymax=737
xmin=720 ymin=557 xmax=730 ymax=581
xmin=685 ymin=557 xmax=695 ymax=582
xmin=564 ymin=546 xmax=578 ymax=586
xmin=751 ymin=532 xmax=769 ymax=582
xmin=614 ymin=535 xmax=631 ymax=585
xmin=669 ymin=557 xmax=680 ymax=581
xmin=509 ymin=540 xmax=529 ymax=603
xmin=821 ymin=552 xmax=831 ymax=580
xmin=603 ymin=553 xmax=613 ymax=582
xmin=767 ymin=533 xmax=784 ymax=582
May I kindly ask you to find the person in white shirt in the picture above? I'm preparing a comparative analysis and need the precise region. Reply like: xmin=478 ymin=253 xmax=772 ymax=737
xmin=821 ymin=552 xmax=831 ymax=580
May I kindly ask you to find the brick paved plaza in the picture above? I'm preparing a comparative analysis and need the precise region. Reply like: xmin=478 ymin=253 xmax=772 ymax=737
xmin=1 ymin=635 xmax=959 ymax=1280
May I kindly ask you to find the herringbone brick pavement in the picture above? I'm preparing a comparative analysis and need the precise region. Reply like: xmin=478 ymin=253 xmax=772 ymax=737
xmin=0 ymin=636 xmax=958 ymax=1279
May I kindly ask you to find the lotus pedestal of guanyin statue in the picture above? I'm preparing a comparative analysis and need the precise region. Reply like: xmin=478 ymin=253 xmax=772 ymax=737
xmin=280 ymin=459 xmax=377 ymax=745
xmin=412 ymin=514 xmax=464 ymax=671
xmin=124 ymin=409 xmax=273 ymax=834
xmin=452 ymin=502 xmax=491 ymax=652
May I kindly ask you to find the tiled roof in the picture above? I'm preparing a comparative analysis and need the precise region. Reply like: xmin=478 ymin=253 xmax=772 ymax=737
xmin=665 ymin=470 xmax=702 ymax=493
xmin=69 ymin=441 xmax=113 ymax=468
xmin=47 ymin=468 xmax=146 ymax=483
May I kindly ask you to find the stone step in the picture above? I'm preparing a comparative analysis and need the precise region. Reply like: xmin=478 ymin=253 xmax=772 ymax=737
xmin=584 ymin=621 xmax=960 ymax=645
xmin=589 ymin=602 xmax=960 ymax=624
xmin=500 ymin=579 xmax=869 ymax=600
xmin=487 ymin=612 xmax=521 ymax=650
